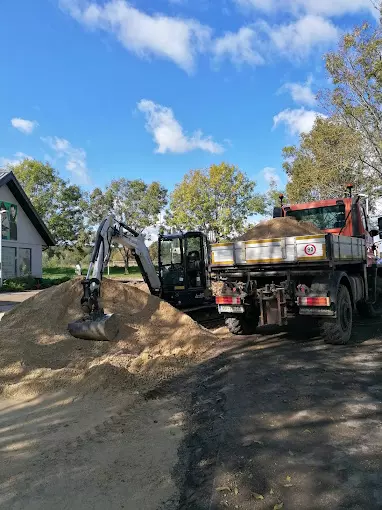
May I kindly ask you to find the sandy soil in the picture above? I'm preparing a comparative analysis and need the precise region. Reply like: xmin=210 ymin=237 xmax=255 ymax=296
xmin=0 ymin=390 xmax=184 ymax=510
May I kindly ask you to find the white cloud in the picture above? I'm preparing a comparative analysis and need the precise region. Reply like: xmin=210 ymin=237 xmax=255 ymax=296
xmin=258 ymin=15 xmax=340 ymax=59
xmin=42 ymin=136 xmax=90 ymax=184
xmin=11 ymin=118 xmax=38 ymax=134
xmin=280 ymin=75 xmax=316 ymax=106
xmin=213 ymin=27 xmax=264 ymax=66
xmin=137 ymin=99 xmax=224 ymax=154
xmin=0 ymin=152 xmax=33 ymax=168
xmin=262 ymin=166 xmax=281 ymax=185
xmin=234 ymin=0 xmax=376 ymax=18
xmin=273 ymin=107 xmax=325 ymax=135
xmin=60 ymin=0 xmax=211 ymax=73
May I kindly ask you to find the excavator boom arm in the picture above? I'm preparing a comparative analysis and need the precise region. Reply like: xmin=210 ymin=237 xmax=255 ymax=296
xmin=81 ymin=216 xmax=161 ymax=315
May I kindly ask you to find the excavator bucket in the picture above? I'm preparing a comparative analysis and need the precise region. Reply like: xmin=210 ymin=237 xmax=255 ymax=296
xmin=68 ymin=313 xmax=119 ymax=341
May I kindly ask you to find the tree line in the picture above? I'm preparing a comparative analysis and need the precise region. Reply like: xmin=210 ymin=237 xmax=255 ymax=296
xmin=9 ymin=159 xmax=272 ymax=270
xmin=284 ymin=8 xmax=382 ymax=210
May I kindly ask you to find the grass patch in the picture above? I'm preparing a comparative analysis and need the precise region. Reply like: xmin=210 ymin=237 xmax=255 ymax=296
xmin=42 ymin=265 xmax=143 ymax=281
xmin=1 ymin=266 xmax=145 ymax=293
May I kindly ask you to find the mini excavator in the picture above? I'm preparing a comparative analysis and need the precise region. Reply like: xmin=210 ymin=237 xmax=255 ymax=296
xmin=68 ymin=216 xmax=212 ymax=341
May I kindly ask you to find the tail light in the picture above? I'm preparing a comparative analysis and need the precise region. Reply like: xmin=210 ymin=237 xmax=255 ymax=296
xmin=216 ymin=296 xmax=242 ymax=305
xmin=298 ymin=297 xmax=330 ymax=306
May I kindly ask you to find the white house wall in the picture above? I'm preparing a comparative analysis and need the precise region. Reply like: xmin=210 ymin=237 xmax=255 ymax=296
xmin=0 ymin=184 xmax=46 ymax=278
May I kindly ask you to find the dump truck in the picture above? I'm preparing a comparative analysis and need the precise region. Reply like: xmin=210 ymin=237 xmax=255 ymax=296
xmin=211 ymin=188 xmax=382 ymax=344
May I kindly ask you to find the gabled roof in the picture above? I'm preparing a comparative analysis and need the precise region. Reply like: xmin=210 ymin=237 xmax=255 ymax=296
xmin=0 ymin=171 xmax=55 ymax=246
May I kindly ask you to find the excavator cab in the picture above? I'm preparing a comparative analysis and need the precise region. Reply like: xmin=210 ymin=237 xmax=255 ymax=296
xmin=158 ymin=231 xmax=211 ymax=308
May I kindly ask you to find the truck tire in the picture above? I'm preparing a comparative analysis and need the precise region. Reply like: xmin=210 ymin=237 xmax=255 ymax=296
xmin=225 ymin=309 xmax=259 ymax=335
xmin=319 ymin=285 xmax=352 ymax=345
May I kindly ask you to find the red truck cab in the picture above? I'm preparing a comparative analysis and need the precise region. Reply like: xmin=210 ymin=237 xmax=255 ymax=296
xmin=275 ymin=193 xmax=376 ymax=265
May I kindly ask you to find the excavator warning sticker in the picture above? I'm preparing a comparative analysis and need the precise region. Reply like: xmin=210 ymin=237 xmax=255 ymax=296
xmin=304 ymin=244 xmax=317 ymax=256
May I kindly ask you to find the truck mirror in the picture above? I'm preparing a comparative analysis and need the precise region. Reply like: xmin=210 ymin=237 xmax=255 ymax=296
xmin=273 ymin=207 xmax=283 ymax=218
xmin=369 ymin=229 xmax=378 ymax=238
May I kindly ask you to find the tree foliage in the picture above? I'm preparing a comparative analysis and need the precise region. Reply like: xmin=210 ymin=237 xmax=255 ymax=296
xmin=88 ymin=178 xmax=167 ymax=271
xmin=285 ymin=13 xmax=382 ymax=206
xmin=264 ymin=177 xmax=286 ymax=217
xmin=283 ymin=117 xmax=375 ymax=203
xmin=321 ymin=19 xmax=382 ymax=178
xmin=11 ymin=159 xmax=88 ymax=247
xmin=167 ymin=163 xmax=265 ymax=240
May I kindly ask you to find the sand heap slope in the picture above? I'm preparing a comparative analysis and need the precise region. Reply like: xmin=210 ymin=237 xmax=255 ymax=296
xmin=237 ymin=217 xmax=322 ymax=241
xmin=0 ymin=279 xmax=215 ymax=399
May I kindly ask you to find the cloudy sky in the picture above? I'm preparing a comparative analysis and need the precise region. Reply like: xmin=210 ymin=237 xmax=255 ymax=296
xmin=0 ymin=0 xmax=378 ymax=194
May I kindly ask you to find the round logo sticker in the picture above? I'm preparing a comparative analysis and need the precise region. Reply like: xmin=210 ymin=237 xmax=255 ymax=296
xmin=304 ymin=244 xmax=317 ymax=256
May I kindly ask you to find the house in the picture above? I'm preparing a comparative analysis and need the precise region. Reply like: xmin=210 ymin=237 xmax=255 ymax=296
xmin=0 ymin=170 xmax=55 ymax=280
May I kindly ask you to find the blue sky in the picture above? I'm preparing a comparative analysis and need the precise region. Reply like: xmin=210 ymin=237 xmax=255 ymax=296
xmin=0 ymin=0 xmax=378 ymax=196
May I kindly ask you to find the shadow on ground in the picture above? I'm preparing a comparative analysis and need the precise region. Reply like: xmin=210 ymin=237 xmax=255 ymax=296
xmin=158 ymin=316 xmax=382 ymax=510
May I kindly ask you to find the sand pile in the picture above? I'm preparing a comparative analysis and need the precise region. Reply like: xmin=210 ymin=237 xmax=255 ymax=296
xmin=237 ymin=217 xmax=322 ymax=241
xmin=0 ymin=279 xmax=215 ymax=399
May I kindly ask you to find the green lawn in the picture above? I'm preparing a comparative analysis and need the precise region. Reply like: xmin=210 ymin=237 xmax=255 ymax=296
xmin=43 ymin=265 xmax=143 ymax=280
xmin=0 ymin=266 xmax=144 ymax=292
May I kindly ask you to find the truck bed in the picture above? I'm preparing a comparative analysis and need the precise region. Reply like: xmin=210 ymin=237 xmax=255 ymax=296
xmin=211 ymin=233 xmax=366 ymax=269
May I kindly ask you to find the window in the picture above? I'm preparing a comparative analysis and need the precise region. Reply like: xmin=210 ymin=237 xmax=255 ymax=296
xmin=2 ymin=247 xmax=17 ymax=279
xmin=286 ymin=204 xmax=346 ymax=230
xmin=160 ymin=238 xmax=182 ymax=266
xmin=186 ymin=235 xmax=203 ymax=288
xmin=19 ymin=248 xmax=31 ymax=276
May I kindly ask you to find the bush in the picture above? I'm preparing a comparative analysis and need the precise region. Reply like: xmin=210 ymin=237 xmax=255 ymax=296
xmin=1 ymin=275 xmax=71 ymax=292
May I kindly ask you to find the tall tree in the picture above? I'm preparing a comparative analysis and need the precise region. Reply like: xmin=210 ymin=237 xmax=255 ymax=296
xmin=10 ymin=159 xmax=88 ymax=248
xmin=321 ymin=16 xmax=382 ymax=179
xmin=88 ymin=178 xmax=167 ymax=272
xmin=167 ymin=163 xmax=265 ymax=240
xmin=282 ymin=117 xmax=375 ymax=203
xmin=264 ymin=177 xmax=287 ymax=217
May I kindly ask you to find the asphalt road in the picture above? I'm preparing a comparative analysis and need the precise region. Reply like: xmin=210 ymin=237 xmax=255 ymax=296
xmin=0 ymin=290 xmax=41 ymax=320
xmin=164 ymin=317 xmax=382 ymax=510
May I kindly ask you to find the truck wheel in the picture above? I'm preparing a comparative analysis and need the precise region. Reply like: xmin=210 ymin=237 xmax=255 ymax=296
xmin=225 ymin=310 xmax=259 ymax=335
xmin=319 ymin=285 xmax=352 ymax=345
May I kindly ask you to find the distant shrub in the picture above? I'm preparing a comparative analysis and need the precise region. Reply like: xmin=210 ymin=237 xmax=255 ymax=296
xmin=2 ymin=275 xmax=70 ymax=292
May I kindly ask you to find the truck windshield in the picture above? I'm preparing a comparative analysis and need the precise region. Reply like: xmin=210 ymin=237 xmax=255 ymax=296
xmin=160 ymin=238 xmax=182 ymax=266
xmin=286 ymin=204 xmax=346 ymax=230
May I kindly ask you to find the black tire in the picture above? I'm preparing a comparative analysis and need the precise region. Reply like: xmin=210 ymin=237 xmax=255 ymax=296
xmin=225 ymin=309 xmax=259 ymax=335
xmin=319 ymin=285 xmax=352 ymax=345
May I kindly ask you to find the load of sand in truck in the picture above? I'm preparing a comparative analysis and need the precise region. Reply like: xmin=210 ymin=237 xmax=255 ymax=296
xmin=237 ymin=217 xmax=322 ymax=241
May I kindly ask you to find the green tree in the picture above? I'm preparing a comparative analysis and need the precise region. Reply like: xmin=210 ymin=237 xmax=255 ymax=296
xmin=167 ymin=163 xmax=265 ymax=240
xmin=282 ymin=117 xmax=373 ymax=203
xmin=321 ymin=17 xmax=382 ymax=179
xmin=10 ymin=159 xmax=89 ymax=248
xmin=88 ymin=179 xmax=167 ymax=272
xmin=148 ymin=241 xmax=159 ymax=266
xmin=264 ymin=177 xmax=287 ymax=217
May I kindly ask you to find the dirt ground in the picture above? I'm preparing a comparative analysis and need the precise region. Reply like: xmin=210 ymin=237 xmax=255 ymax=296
xmin=0 ymin=311 xmax=381 ymax=509
xmin=0 ymin=391 xmax=184 ymax=510
xmin=172 ymin=318 xmax=382 ymax=510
